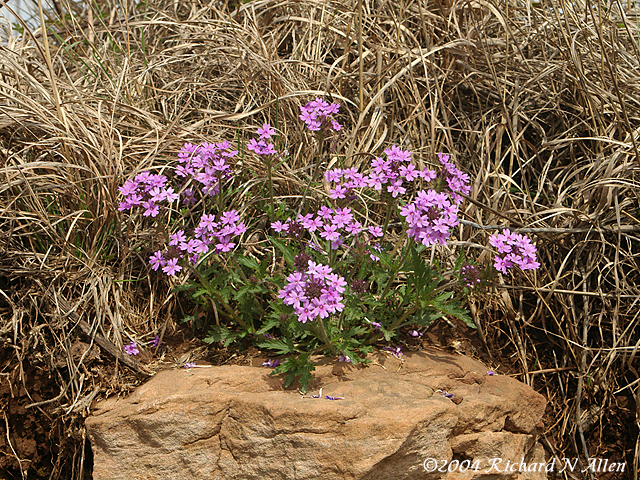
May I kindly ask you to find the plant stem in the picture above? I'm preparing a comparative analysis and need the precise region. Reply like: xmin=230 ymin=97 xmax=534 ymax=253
xmin=186 ymin=263 xmax=248 ymax=330
xmin=310 ymin=343 xmax=332 ymax=356
xmin=381 ymin=194 xmax=396 ymax=234
xmin=217 ymin=177 xmax=224 ymax=214
xmin=297 ymin=131 xmax=326 ymax=216
xmin=314 ymin=318 xmax=336 ymax=355
xmin=387 ymin=278 xmax=458 ymax=332
xmin=229 ymin=256 xmax=267 ymax=318
xmin=388 ymin=303 xmax=420 ymax=331
xmin=378 ymin=237 xmax=413 ymax=302
xmin=230 ymin=255 xmax=249 ymax=282
xmin=267 ymin=157 xmax=275 ymax=219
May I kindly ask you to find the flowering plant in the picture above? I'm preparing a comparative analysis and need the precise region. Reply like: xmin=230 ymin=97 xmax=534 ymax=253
xmin=118 ymin=97 xmax=540 ymax=392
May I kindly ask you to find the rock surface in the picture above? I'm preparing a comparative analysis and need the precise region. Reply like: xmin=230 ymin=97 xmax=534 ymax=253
xmin=87 ymin=350 xmax=547 ymax=480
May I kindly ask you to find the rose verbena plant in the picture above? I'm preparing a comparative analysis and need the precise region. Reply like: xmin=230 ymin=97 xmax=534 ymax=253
xmin=118 ymin=97 xmax=540 ymax=392
xmin=118 ymin=140 xmax=268 ymax=338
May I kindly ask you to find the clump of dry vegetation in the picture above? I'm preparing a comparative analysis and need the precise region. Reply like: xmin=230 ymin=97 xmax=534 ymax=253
xmin=1 ymin=0 xmax=640 ymax=477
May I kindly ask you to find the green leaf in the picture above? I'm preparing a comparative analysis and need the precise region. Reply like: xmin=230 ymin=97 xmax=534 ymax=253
xmin=403 ymin=308 xmax=442 ymax=328
xmin=204 ymin=325 xmax=240 ymax=347
xmin=172 ymin=282 xmax=197 ymax=293
xmin=404 ymin=246 xmax=441 ymax=305
xmin=256 ymin=337 xmax=296 ymax=355
xmin=193 ymin=288 xmax=210 ymax=299
xmin=237 ymin=256 xmax=261 ymax=271
xmin=431 ymin=298 xmax=475 ymax=329
xmin=339 ymin=346 xmax=367 ymax=365
xmin=297 ymin=366 xmax=314 ymax=393
xmin=256 ymin=317 xmax=281 ymax=335
xmin=343 ymin=324 xmax=368 ymax=338
xmin=432 ymin=291 xmax=454 ymax=304
xmin=454 ymin=247 xmax=467 ymax=272
xmin=234 ymin=283 xmax=266 ymax=301
xmin=271 ymin=355 xmax=315 ymax=393
xmin=269 ymin=236 xmax=296 ymax=267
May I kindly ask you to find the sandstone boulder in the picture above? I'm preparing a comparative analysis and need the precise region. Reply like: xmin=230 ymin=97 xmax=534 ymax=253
xmin=86 ymin=349 xmax=547 ymax=480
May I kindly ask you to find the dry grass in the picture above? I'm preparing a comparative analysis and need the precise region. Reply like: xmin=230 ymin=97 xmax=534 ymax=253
xmin=1 ymin=0 xmax=640 ymax=477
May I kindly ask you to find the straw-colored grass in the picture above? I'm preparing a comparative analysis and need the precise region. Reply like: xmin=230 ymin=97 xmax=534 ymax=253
xmin=1 ymin=0 xmax=640 ymax=477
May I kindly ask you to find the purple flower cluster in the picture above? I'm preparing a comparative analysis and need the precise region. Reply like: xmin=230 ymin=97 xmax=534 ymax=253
xmin=488 ymin=229 xmax=540 ymax=274
xmin=272 ymin=206 xmax=382 ymax=255
xmin=118 ymin=172 xmax=179 ymax=217
xmin=399 ymin=190 xmax=459 ymax=246
xmin=322 ymin=148 xmax=471 ymax=248
xmin=277 ymin=260 xmax=346 ymax=323
xmin=325 ymin=145 xmax=435 ymax=200
xmin=392 ymin=153 xmax=471 ymax=247
xmin=299 ymin=98 xmax=342 ymax=132
xmin=437 ymin=153 xmax=471 ymax=204
xmin=149 ymin=209 xmax=246 ymax=276
xmin=248 ymin=123 xmax=278 ymax=155
xmin=176 ymin=141 xmax=237 ymax=197
xmin=271 ymin=149 xmax=472 ymax=261
xmin=118 ymin=141 xmax=245 ymax=276
xmin=460 ymin=264 xmax=480 ymax=287
xmin=124 ymin=341 xmax=139 ymax=356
